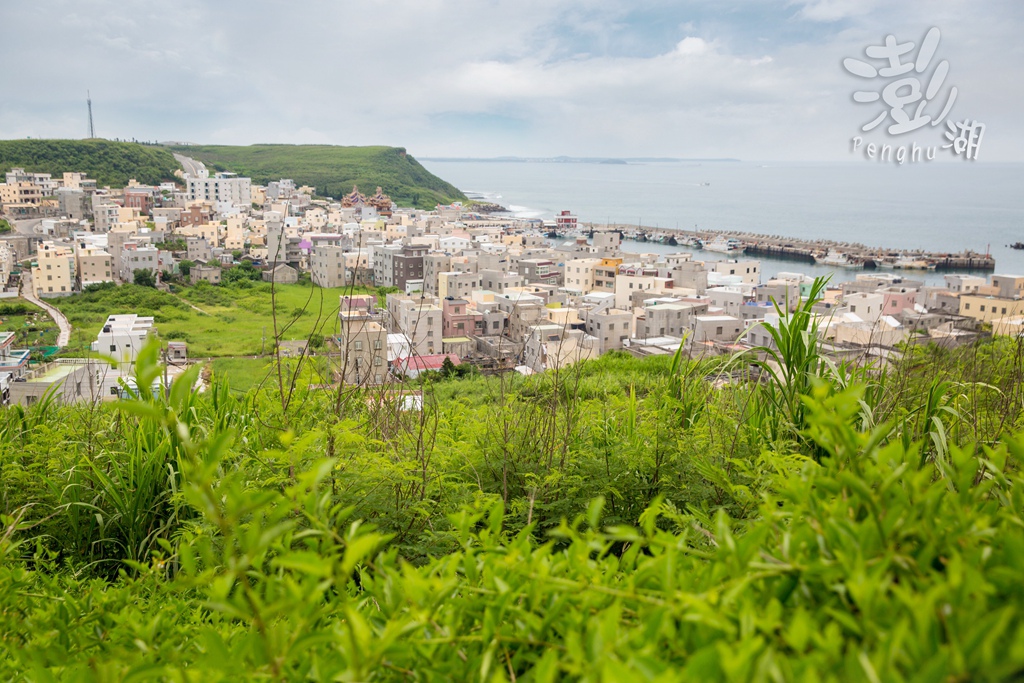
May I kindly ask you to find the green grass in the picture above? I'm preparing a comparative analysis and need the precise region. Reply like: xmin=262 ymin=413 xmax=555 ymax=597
xmin=53 ymin=282 xmax=371 ymax=358
xmin=0 ymin=299 xmax=59 ymax=348
xmin=169 ymin=144 xmax=466 ymax=209
xmin=0 ymin=139 xmax=179 ymax=187
xmin=209 ymin=357 xmax=274 ymax=394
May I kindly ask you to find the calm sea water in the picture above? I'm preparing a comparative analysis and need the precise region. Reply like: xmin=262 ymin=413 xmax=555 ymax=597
xmin=420 ymin=160 xmax=1024 ymax=284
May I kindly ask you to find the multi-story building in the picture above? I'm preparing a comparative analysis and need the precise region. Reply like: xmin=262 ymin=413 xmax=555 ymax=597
xmin=582 ymin=307 xmax=633 ymax=353
xmin=519 ymin=258 xmax=561 ymax=287
xmin=385 ymin=294 xmax=443 ymax=356
xmin=310 ymin=245 xmax=347 ymax=288
xmin=375 ymin=244 xmax=427 ymax=290
xmin=186 ymin=237 xmax=212 ymax=262
xmin=479 ymin=268 xmax=523 ymax=294
xmin=337 ymin=311 xmax=389 ymax=385
xmin=635 ymin=302 xmax=696 ymax=340
xmin=32 ymin=241 xmax=75 ymax=297
xmin=186 ymin=171 xmax=252 ymax=212
xmin=423 ymin=253 xmax=451 ymax=295
xmin=91 ymin=314 xmax=155 ymax=365
xmin=119 ymin=243 xmax=159 ymax=283
xmin=0 ymin=181 xmax=42 ymax=206
xmin=76 ymin=246 xmax=114 ymax=288
xmin=709 ymin=259 xmax=761 ymax=286
xmin=441 ymin=298 xmax=484 ymax=338
xmin=523 ymin=325 xmax=598 ymax=373
xmin=438 ymin=271 xmax=481 ymax=300
xmin=563 ymin=258 xmax=602 ymax=295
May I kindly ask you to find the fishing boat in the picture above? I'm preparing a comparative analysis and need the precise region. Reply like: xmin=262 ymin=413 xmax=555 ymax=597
xmin=703 ymin=237 xmax=745 ymax=254
xmin=814 ymin=249 xmax=858 ymax=268
xmin=891 ymin=256 xmax=936 ymax=271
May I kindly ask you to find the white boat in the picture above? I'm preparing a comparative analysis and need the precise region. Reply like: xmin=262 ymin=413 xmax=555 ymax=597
xmin=891 ymin=256 xmax=935 ymax=270
xmin=703 ymin=237 xmax=745 ymax=254
xmin=815 ymin=249 xmax=858 ymax=268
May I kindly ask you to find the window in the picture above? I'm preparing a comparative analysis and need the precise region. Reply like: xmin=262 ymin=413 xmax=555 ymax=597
xmin=981 ymin=305 xmax=986 ymax=312
xmin=851 ymin=305 xmax=857 ymax=313
xmin=965 ymin=303 xmax=970 ymax=310
xmin=110 ymin=344 xmax=117 ymax=352
xmin=110 ymin=386 xmax=119 ymax=396
xmin=374 ymin=356 xmax=382 ymax=366
xmin=716 ymin=326 xmax=724 ymax=335
xmin=354 ymin=341 xmax=363 ymax=351
xmin=374 ymin=339 xmax=382 ymax=350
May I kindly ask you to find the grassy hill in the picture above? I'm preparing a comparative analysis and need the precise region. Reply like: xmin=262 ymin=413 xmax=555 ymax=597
xmin=0 ymin=139 xmax=179 ymax=188
xmin=169 ymin=144 xmax=466 ymax=209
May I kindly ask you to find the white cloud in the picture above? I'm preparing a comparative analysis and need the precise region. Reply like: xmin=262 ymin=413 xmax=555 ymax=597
xmin=0 ymin=0 xmax=1020 ymax=160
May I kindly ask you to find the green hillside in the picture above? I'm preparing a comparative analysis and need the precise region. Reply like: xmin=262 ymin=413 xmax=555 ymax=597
xmin=169 ymin=144 xmax=466 ymax=209
xmin=0 ymin=139 xmax=179 ymax=188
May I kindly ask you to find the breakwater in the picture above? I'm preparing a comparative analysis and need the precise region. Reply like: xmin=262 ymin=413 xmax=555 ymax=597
xmin=585 ymin=224 xmax=995 ymax=272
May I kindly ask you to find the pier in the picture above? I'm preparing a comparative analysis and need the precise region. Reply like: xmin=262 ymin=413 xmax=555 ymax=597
xmin=581 ymin=223 xmax=996 ymax=272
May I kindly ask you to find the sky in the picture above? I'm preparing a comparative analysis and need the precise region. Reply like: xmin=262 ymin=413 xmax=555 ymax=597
xmin=1 ymin=0 xmax=1022 ymax=161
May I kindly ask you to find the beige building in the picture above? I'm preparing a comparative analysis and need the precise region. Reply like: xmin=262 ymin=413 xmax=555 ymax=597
xmin=523 ymin=325 xmax=598 ymax=373
xmin=33 ymin=241 xmax=75 ymax=297
xmin=0 ymin=181 xmax=42 ymax=206
xmin=959 ymin=295 xmax=1024 ymax=323
xmin=337 ymin=313 xmax=389 ymax=385
xmin=386 ymin=294 xmax=443 ymax=355
xmin=76 ymin=246 xmax=114 ymax=288
xmin=310 ymin=245 xmax=347 ymax=288
xmin=563 ymin=258 xmax=601 ymax=295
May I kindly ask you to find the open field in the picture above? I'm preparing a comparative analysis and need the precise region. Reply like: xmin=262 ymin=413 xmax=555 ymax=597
xmin=53 ymin=281 xmax=372 ymax=358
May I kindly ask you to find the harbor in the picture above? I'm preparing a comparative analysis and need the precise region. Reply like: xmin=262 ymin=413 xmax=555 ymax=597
xmin=575 ymin=223 xmax=996 ymax=272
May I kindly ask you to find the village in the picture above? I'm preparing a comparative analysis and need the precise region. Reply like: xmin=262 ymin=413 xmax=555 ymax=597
xmin=0 ymin=158 xmax=1022 ymax=406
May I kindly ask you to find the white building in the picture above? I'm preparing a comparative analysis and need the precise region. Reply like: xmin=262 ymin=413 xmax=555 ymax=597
xmin=186 ymin=172 xmax=252 ymax=214
xmin=91 ymin=314 xmax=155 ymax=365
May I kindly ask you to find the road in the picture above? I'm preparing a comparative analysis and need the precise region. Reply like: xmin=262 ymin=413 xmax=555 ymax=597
xmin=173 ymin=153 xmax=206 ymax=178
xmin=20 ymin=272 xmax=72 ymax=348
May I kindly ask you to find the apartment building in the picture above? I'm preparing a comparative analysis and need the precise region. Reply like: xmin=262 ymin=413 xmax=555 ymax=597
xmin=32 ymin=241 xmax=75 ymax=297
xmin=310 ymin=245 xmax=347 ymax=288
xmin=186 ymin=171 xmax=252 ymax=212
xmin=385 ymin=294 xmax=443 ymax=355
xmin=438 ymin=271 xmax=481 ymax=300
xmin=563 ymin=257 xmax=601 ymax=295
xmin=337 ymin=312 xmax=389 ymax=385
xmin=76 ymin=246 xmax=114 ymax=288
xmin=375 ymin=244 xmax=427 ymax=290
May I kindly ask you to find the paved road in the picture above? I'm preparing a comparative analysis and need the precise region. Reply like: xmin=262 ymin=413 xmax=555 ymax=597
xmin=12 ymin=217 xmax=42 ymax=236
xmin=20 ymin=272 xmax=72 ymax=348
xmin=173 ymin=153 xmax=206 ymax=178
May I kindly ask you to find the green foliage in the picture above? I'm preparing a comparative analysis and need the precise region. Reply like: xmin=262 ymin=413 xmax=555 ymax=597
xmin=155 ymin=237 xmax=187 ymax=252
xmin=132 ymin=268 xmax=156 ymax=288
xmin=169 ymin=144 xmax=466 ymax=209
xmin=220 ymin=261 xmax=261 ymax=285
xmin=0 ymin=218 xmax=11 ymax=234
xmin=4 ymin=319 xmax=1024 ymax=678
xmin=0 ymin=139 xmax=179 ymax=187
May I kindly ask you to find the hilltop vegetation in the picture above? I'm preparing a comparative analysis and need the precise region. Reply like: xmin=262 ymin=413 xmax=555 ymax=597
xmin=4 ymin=282 xmax=1024 ymax=679
xmin=170 ymin=144 xmax=466 ymax=209
xmin=0 ymin=139 xmax=179 ymax=187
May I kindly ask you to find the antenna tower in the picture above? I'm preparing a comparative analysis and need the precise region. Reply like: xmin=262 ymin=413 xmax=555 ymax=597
xmin=87 ymin=91 xmax=95 ymax=138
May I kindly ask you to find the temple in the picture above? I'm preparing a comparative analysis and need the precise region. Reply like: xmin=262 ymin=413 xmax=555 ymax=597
xmin=341 ymin=185 xmax=393 ymax=215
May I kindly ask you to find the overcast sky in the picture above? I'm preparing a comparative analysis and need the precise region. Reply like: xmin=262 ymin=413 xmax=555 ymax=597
xmin=2 ymin=0 xmax=1021 ymax=161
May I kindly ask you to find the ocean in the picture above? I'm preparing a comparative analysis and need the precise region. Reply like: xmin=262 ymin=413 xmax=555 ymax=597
xmin=420 ymin=159 xmax=1024 ymax=285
